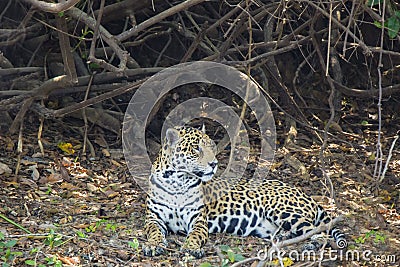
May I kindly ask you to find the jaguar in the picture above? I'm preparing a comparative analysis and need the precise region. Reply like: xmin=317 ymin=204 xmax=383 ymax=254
xmin=142 ymin=126 xmax=346 ymax=258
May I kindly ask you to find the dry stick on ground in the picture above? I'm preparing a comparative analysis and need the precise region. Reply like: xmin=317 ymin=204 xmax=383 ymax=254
xmin=262 ymin=13 xmax=309 ymax=125
xmin=94 ymin=0 xmax=163 ymax=23
xmin=0 ymin=8 xmax=35 ymax=47
xmin=342 ymin=0 xmax=357 ymax=57
xmin=88 ymin=0 xmax=110 ymax=72
xmin=7 ymin=75 xmax=72 ymax=133
xmin=310 ymin=17 xmax=337 ymax=203
xmin=325 ymin=1 xmax=343 ymax=121
xmin=82 ymin=74 xmax=95 ymax=156
xmin=376 ymin=133 xmax=400 ymax=185
xmin=48 ymin=78 xmax=147 ymax=118
xmin=9 ymin=97 xmax=34 ymax=134
xmin=15 ymin=99 xmax=29 ymax=176
xmin=328 ymin=78 xmax=400 ymax=97
xmin=22 ymin=0 xmax=80 ymax=13
xmin=304 ymin=0 xmax=371 ymax=55
xmin=116 ymin=0 xmax=208 ymax=42
xmin=37 ymin=100 xmax=45 ymax=156
xmin=206 ymin=4 xmax=271 ymax=62
xmin=0 ymin=67 xmax=43 ymax=76
xmin=225 ymin=1 xmax=254 ymax=176
xmin=373 ymin=1 xmax=386 ymax=181
xmin=0 ymin=68 xmax=163 ymax=109
xmin=66 ymin=7 xmax=129 ymax=72
xmin=180 ymin=21 xmax=209 ymax=62
xmin=55 ymin=13 xmax=78 ymax=83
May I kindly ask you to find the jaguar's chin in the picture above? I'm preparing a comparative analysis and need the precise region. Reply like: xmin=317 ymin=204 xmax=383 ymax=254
xmin=199 ymin=172 xmax=214 ymax=182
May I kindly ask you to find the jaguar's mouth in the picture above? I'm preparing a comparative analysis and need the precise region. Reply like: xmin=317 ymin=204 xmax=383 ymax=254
xmin=192 ymin=171 xmax=204 ymax=177
xmin=178 ymin=169 xmax=214 ymax=179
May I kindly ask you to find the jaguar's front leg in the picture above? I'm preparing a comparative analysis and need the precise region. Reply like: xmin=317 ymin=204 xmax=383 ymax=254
xmin=181 ymin=209 xmax=208 ymax=258
xmin=142 ymin=200 xmax=168 ymax=257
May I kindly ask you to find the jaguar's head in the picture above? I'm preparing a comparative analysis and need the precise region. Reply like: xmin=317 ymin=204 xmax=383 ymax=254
xmin=159 ymin=126 xmax=218 ymax=182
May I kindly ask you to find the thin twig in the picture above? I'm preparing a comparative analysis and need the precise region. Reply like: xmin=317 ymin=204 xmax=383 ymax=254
xmin=82 ymin=74 xmax=95 ymax=155
xmin=304 ymin=0 xmax=371 ymax=55
xmin=310 ymin=18 xmax=336 ymax=202
xmin=52 ymin=78 xmax=147 ymax=117
xmin=67 ymin=7 xmax=129 ymax=72
xmin=37 ymin=100 xmax=45 ymax=156
xmin=377 ymin=133 xmax=399 ymax=184
xmin=116 ymin=0 xmax=207 ymax=42
xmin=373 ymin=0 xmax=386 ymax=180
xmin=232 ymin=217 xmax=343 ymax=267
xmin=22 ymin=0 xmax=80 ymax=13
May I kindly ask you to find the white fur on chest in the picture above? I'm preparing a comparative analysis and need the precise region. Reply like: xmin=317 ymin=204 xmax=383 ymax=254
xmin=148 ymin=171 xmax=204 ymax=233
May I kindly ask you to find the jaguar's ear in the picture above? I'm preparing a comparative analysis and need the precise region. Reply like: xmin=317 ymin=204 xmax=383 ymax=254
xmin=166 ymin=128 xmax=180 ymax=147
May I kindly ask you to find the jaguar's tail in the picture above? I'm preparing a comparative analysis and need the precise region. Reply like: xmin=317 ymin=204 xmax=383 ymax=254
xmin=315 ymin=205 xmax=347 ymax=249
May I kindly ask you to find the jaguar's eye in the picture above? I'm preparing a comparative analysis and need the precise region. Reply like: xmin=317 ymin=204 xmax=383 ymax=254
xmin=163 ymin=170 xmax=175 ymax=178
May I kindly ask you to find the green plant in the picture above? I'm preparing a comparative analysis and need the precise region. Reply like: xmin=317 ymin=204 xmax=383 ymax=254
xmin=44 ymin=255 xmax=63 ymax=267
xmin=219 ymin=245 xmax=245 ymax=267
xmin=76 ymin=230 xmax=86 ymax=238
xmin=44 ymin=229 xmax=63 ymax=248
xmin=85 ymin=224 xmax=97 ymax=233
xmin=369 ymin=0 xmax=400 ymax=38
xmin=105 ymin=223 xmax=117 ymax=232
xmin=373 ymin=231 xmax=386 ymax=244
xmin=197 ymin=245 xmax=246 ymax=267
xmin=0 ymin=234 xmax=22 ymax=267
xmin=24 ymin=259 xmax=36 ymax=266
xmin=354 ymin=230 xmax=386 ymax=244
xmin=128 ymin=238 xmax=140 ymax=253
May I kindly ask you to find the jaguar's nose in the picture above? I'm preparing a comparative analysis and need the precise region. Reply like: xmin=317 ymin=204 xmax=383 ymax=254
xmin=209 ymin=161 xmax=217 ymax=169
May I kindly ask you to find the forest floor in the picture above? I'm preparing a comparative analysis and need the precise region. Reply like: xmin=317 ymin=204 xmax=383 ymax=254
xmin=1 ymin=1 xmax=400 ymax=266
xmin=0 ymin=106 xmax=399 ymax=267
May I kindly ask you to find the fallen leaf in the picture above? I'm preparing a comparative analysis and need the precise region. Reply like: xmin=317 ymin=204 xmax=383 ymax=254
xmin=102 ymin=148 xmax=110 ymax=157
xmin=58 ymin=255 xmax=80 ymax=266
xmin=87 ymin=183 xmax=98 ymax=192
xmin=19 ymin=178 xmax=37 ymax=188
xmin=103 ymin=189 xmax=119 ymax=198
xmin=58 ymin=142 xmax=75 ymax=154
xmin=59 ymin=165 xmax=70 ymax=180
xmin=0 ymin=162 xmax=12 ymax=175
xmin=31 ymin=152 xmax=43 ymax=158
xmin=111 ymin=159 xmax=121 ymax=167
xmin=60 ymin=182 xmax=77 ymax=190
xmin=39 ymin=173 xmax=63 ymax=184
xmin=29 ymin=165 xmax=40 ymax=180
xmin=61 ymin=157 xmax=73 ymax=167
xmin=5 ymin=137 xmax=14 ymax=151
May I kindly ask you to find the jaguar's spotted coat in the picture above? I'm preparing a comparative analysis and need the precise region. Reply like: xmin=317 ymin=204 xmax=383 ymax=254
xmin=142 ymin=126 xmax=345 ymax=258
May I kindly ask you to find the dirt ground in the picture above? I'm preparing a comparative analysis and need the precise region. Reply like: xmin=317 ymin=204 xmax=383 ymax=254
xmin=1 ymin=0 xmax=400 ymax=266
xmin=0 ymin=103 xmax=399 ymax=267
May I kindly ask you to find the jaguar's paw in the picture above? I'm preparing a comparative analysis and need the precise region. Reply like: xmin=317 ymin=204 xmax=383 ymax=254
xmin=142 ymin=243 xmax=165 ymax=257
xmin=302 ymin=240 xmax=322 ymax=251
xmin=181 ymin=247 xmax=204 ymax=259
